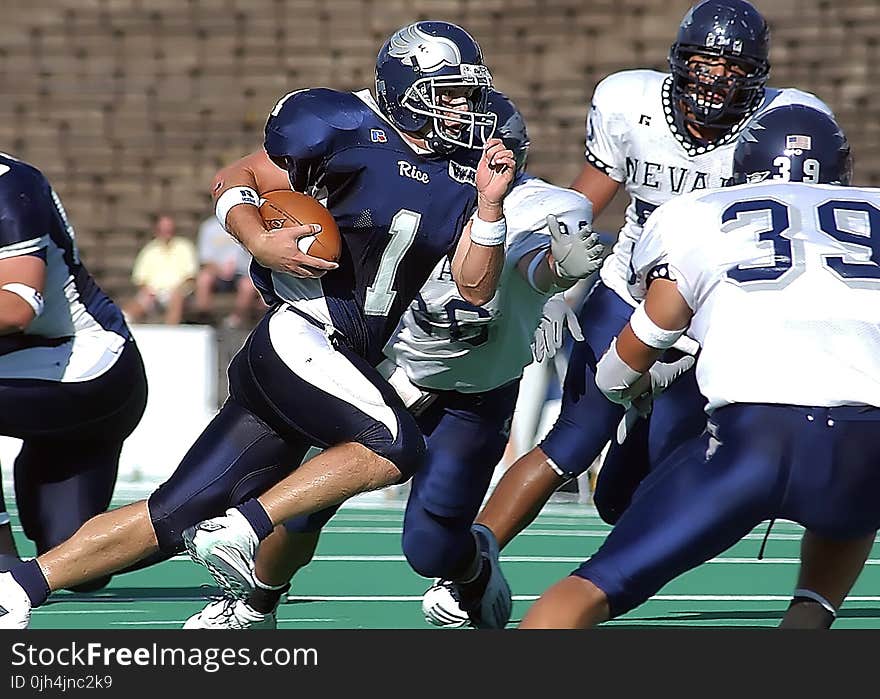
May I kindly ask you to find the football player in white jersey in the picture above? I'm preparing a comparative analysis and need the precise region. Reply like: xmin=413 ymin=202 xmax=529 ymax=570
xmin=521 ymin=104 xmax=880 ymax=628
xmin=180 ymin=91 xmax=605 ymax=630
xmin=441 ymin=1 xmax=838 ymax=623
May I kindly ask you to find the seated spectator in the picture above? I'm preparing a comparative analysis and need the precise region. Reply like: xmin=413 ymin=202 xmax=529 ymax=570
xmin=192 ymin=216 xmax=263 ymax=328
xmin=123 ymin=215 xmax=198 ymax=325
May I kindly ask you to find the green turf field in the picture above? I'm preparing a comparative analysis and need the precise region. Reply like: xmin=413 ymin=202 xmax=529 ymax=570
xmin=9 ymin=486 xmax=880 ymax=629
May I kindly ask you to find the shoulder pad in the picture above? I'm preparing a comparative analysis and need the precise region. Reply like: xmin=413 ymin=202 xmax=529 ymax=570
xmin=264 ymin=88 xmax=370 ymax=161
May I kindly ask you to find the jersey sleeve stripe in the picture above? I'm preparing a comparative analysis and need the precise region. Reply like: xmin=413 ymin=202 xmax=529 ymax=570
xmin=0 ymin=235 xmax=50 ymax=260
xmin=585 ymin=147 xmax=620 ymax=180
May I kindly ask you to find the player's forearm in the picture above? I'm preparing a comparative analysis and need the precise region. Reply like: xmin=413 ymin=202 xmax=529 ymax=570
xmin=0 ymin=291 xmax=36 ymax=335
xmin=453 ymin=236 xmax=504 ymax=306
xmin=211 ymin=161 xmax=271 ymax=263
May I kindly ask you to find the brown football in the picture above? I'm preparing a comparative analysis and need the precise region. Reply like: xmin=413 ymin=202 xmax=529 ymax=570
xmin=258 ymin=189 xmax=342 ymax=263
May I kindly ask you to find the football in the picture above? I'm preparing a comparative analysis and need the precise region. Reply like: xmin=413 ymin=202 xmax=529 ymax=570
xmin=258 ymin=189 xmax=342 ymax=263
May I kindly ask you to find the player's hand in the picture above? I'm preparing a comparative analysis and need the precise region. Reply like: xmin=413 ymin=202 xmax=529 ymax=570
xmin=475 ymin=138 xmax=516 ymax=216
xmin=252 ymin=224 xmax=339 ymax=278
xmin=532 ymin=294 xmax=584 ymax=363
xmin=547 ymin=214 xmax=604 ymax=281
xmin=629 ymin=353 xmax=696 ymax=416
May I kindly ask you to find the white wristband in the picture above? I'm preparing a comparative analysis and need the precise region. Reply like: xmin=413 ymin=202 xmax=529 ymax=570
xmin=2 ymin=283 xmax=44 ymax=316
xmin=215 ymin=187 xmax=260 ymax=230
xmin=595 ymin=338 xmax=644 ymax=405
xmin=469 ymin=214 xmax=507 ymax=247
xmin=630 ymin=303 xmax=686 ymax=350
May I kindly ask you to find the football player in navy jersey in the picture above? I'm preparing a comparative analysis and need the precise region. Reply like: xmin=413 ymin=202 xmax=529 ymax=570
xmin=0 ymin=20 xmax=521 ymax=628
xmin=180 ymin=91 xmax=605 ymax=631
xmin=0 ymin=154 xmax=147 ymax=589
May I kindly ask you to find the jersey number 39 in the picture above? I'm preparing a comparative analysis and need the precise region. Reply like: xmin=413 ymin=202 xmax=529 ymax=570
xmin=722 ymin=197 xmax=880 ymax=289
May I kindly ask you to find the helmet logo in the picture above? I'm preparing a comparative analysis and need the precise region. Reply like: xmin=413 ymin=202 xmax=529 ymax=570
xmin=388 ymin=25 xmax=462 ymax=71
xmin=705 ymin=31 xmax=744 ymax=54
xmin=740 ymin=120 xmax=767 ymax=143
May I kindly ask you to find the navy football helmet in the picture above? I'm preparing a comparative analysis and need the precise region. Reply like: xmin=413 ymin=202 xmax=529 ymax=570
xmin=376 ymin=21 xmax=496 ymax=154
xmin=486 ymin=90 xmax=529 ymax=176
xmin=731 ymin=105 xmax=852 ymax=185
xmin=669 ymin=0 xmax=770 ymax=133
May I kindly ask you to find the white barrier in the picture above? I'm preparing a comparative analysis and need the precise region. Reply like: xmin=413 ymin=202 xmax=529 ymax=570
xmin=0 ymin=324 xmax=219 ymax=490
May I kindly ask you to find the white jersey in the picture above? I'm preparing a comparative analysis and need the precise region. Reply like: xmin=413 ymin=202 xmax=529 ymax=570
xmin=385 ymin=177 xmax=591 ymax=393
xmin=585 ymin=69 xmax=834 ymax=305
xmin=630 ymin=182 xmax=880 ymax=412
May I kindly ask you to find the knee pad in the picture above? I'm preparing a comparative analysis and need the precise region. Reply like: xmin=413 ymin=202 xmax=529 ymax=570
xmin=147 ymin=490 xmax=190 ymax=554
xmin=361 ymin=410 xmax=426 ymax=482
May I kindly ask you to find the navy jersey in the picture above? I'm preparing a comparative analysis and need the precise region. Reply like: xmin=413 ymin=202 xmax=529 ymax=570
xmin=255 ymin=88 xmax=479 ymax=365
xmin=0 ymin=153 xmax=128 ymax=356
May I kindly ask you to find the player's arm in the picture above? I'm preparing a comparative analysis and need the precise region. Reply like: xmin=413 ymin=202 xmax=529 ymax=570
xmin=595 ymin=278 xmax=694 ymax=405
xmin=451 ymin=138 xmax=516 ymax=306
xmin=570 ymin=162 xmax=621 ymax=220
xmin=211 ymin=150 xmax=337 ymax=278
xmin=0 ymin=255 xmax=45 ymax=334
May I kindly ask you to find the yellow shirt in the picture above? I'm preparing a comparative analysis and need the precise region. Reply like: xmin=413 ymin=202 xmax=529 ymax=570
xmin=131 ymin=237 xmax=198 ymax=294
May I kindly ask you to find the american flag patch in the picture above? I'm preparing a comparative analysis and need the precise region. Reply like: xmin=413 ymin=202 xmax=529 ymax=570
xmin=786 ymin=134 xmax=812 ymax=150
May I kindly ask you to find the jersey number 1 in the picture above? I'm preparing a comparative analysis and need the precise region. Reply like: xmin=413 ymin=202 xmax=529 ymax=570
xmin=364 ymin=209 xmax=422 ymax=316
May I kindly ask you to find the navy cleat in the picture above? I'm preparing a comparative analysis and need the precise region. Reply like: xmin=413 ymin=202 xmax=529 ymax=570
xmin=457 ymin=524 xmax=512 ymax=629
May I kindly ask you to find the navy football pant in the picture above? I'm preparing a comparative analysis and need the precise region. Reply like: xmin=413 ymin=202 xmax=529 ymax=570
xmin=575 ymin=403 xmax=880 ymax=618
xmin=539 ymin=282 xmax=705 ymax=522
xmin=148 ymin=306 xmax=426 ymax=553
xmin=593 ymin=351 xmax=706 ymax=523
xmin=1 ymin=338 xmax=147 ymax=554
xmin=284 ymin=380 xmax=520 ymax=580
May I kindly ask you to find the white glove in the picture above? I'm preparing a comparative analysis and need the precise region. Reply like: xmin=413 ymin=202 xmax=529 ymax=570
xmin=532 ymin=294 xmax=584 ymax=363
xmin=547 ymin=214 xmax=604 ymax=280
xmin=597 ymin=340 xmax=695 ymax=408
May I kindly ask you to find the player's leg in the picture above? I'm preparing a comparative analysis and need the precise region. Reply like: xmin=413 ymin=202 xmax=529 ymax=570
xmin=404 ymin=383 xmax=519 ymax=628
xmin=521 ymin=404 xmax=784 ymax=628
xmin=183 ymin=509 xmax=334 ymax=630
xmin=594 ymin=352 xmax=704 ymax=523
xmin=13 ymin=439 xmax=120 ymax=592
xmin=0 ymin=337 xmax=147 ymax=579
xmin=475 ymin=283 xmax=632 ymax=547
xmin=0 ymin=396 xmax=306 ymax=628
xmin=778 ymin=406 xmax=880 ymax=628
xmin=184 ymin=308 xmax=426 ymax=593
xmin=779 ymin=530 xmax=874 ymax=629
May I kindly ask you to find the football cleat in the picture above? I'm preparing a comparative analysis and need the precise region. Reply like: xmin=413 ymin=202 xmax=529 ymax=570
xmin=422 ymin=579 xmax=470 ymax=628
xmin=423 ymin=525 xmax=512 ymax=630
xmin=462 ymin=524 xmax=512 ymax=629
xmin=184 ymin=508 xmax=259 ymax=599
xmin=183 ymin=595 xmax=276 ymax=630
xmin=0 ymin=571 xmax=31 ymax=629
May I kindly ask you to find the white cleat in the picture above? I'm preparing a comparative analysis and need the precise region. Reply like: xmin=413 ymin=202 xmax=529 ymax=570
xmin=422 ymin=579 xmax=469 ymax=628
xmin=183 ymin=509 xmax=259 ymax=598
xmin=0 ymin=571 xmax=32 ymax=629
xmin=183 ymin=596 xmax=276 ymax=630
